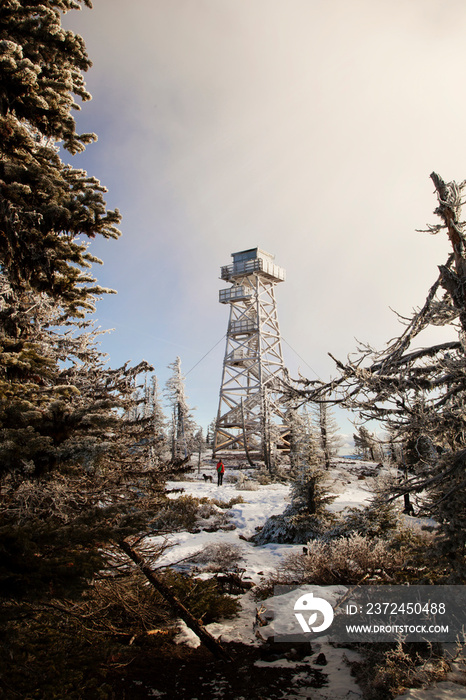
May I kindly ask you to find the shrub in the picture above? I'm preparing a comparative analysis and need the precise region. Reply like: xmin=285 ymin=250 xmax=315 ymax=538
xmin=254 ymin=466 xmax=338 ymax=544
xmin=351 ymin=641 xmax=451 ymax=699
xmin=330 ymin=496 xmax=401 ymax=541
xmin=254 ymin=465 xmax=289 ymax=485
xmin=255 ymin=534 xmax=405 ymax=597
xmin=235 ymin=474 xmax=259 ymax=490
xmin=149 ymin=495 xmax=201 ymax=531
xmin=197 ymin=502 xmax=220 ymax=519
xmin=0 ymin=569 xmax=173 ymax=699
xmin=254 ymin=503 xmax=337 ymax=544
xmin=148 ymin=495 xmax=244 ymax=532
xmin=202 ymin=496 xmax=245 ymax=509
xmin=159 ymin=569 xmax=240 ymax=623
xmin=190 ymin=542 xmax=244 ymax=572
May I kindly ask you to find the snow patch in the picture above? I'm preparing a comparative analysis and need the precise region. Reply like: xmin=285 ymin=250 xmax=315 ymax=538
xmin=154 ymin=460 xmax=464 ymax=700
xmin=173 ymin=619 xmax=201 ymax=648
xmin=394 ymin=682 xmax=466 ymax=700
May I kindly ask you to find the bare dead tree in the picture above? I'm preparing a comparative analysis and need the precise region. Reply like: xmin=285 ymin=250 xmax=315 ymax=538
xmin=119 ymin=539 xmax=233 ymax=662
xmin=285 ymin=173 xmax=466 ymax=576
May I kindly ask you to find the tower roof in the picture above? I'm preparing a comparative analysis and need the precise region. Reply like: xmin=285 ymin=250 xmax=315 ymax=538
xmin=231 ymin=248 xmax=275 ymax=263
xmin=221 ymin=247 xmax=285 ymax=283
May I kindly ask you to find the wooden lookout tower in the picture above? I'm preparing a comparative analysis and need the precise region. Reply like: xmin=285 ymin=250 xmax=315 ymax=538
xmin=213 ymin=248 xmax=290 ymax=464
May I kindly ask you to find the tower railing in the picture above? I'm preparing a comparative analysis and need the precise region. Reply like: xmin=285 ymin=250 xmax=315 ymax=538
xmin=221 ymin=258 xmax=285 ymax=282
xmin=219 ymin=286 xmax=252 ymax=303
xmin=229 ymin=319 xmax=257 ymax=334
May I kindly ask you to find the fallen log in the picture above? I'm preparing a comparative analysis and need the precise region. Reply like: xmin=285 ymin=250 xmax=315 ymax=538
xmin=119 ymin=539 xmax=232 ymax=662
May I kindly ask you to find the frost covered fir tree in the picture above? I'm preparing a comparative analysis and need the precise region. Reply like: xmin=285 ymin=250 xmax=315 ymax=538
xmin=146 ymin=374 xmax=169 ymax=465
xmin=193 ymin=427 xmax=207 ymax=471
xmin=206 ymin=418 xmax=217 ymax=447
xmin=164 ymin=357 xmax=198 ymax=461
xmin=131 ymin=374 xmax=169 ymax=465
xmin=0 ymin=1 xmax=121 ymax=307
xmin=0 ymin=268 xmax=165 ymax=596
xmin=353 ymin=425 xmax=381 ymax=461
xmin=0 ymin=6 xmax=186 ymax=698
xmin=0 ymin=0 xmax=182 ymax=635
xmin=255 ymin=407 xmax=337 ymax=544
xmin=314 ymin=401 xmax=343 ymax=469
xmin=0 ymin=0 xmax=121 ymax=475
xmin=0 ymin=4 xmax=197 ymax=693
xmin=287 ymin=405 xmax=319 ymax=475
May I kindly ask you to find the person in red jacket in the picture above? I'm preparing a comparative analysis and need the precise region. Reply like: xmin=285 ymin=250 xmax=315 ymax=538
xmin=216 ymin=459 xmax=225 ymax=486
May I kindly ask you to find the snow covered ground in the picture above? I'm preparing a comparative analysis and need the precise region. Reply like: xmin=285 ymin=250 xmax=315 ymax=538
xmin=148 ymin=458 xmax=466 ymax=700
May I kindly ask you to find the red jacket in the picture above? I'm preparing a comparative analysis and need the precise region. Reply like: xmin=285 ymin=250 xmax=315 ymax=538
xmin=216 ymin=461 xmax=225 ymax=473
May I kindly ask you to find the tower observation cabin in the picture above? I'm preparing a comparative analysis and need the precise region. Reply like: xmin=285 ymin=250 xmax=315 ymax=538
xmin=213 ymin=248 xmax=290 ymax=464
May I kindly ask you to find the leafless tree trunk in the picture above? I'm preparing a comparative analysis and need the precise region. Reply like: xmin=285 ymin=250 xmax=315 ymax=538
xmin=319 ymin=403 xmax=331 ymax=470
xmin=241 ymin=398 xmax=255 ymax=467
xmin=431 ymin=171 xmax=466 ymax=334
xmin=119 ymin=540 xmax=232 ymax=662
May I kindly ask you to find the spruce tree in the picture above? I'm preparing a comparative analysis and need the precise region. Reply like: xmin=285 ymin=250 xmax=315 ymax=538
xmin=0 ymin=6 xmax=196 ymax=693
xmin=0 ymin=0 xmax=120 ymax=307
xmin=288 ymin=408 xmax=336 ymax=539
xmin=164 ymin=357 xmax=197 ymax=461
xmin=206 ymin=418 xmax=217 ymax=446
xmin=287 ymin=405 xmax=320 ymax=476
xmin=146 ymin=374 xmax=169 ymax=466
xmin=314 ymin=401 xmax=343 ymax=468
xmin=0 ymin=0 xmax=122 ymax=475
xmin=0 ymin=1 xmax=173 ymax=607
xmin=353 ymin=425 xmax=379 ymax=461
xmin=256 ymin=406 xmax=336 ymax=544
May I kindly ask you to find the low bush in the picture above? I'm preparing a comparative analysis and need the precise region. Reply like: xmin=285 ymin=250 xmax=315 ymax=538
xmin=235 ymin=474 xmax=259 ymax=490
xmin=149 ymin=494 xmax=200 ymax=531
xmin=329 ymin=498 xmax=401 ymax=540
xmin=253 ymin=504 xmax=336 ymax=545
xmin=351 ymin=641 xmax=451 ymax=699
xmin=197 ymin=502 xmax=221 ymax=519
xmin=201 ymin=496 xmax=245 ymax=509
xmin=190 ymin=542 xmax=244 ymax=572
xmin=159 ymin=569 xmax=240 ymax=623
xmin=0 ymin=570 xmax=173 ymax=699
xmin=254 ymin=533 xmax=406 ymax=597
xmin=148 ymin=494 xmax=244 ymax=532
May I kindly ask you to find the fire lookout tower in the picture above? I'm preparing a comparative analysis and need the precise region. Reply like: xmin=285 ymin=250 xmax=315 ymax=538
xmin=213 ymin=248 xmax=290 ymax=463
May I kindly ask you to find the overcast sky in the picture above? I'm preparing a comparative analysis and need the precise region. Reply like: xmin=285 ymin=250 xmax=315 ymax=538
xmin=62 ymin=0 xmax=466 ymax=440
